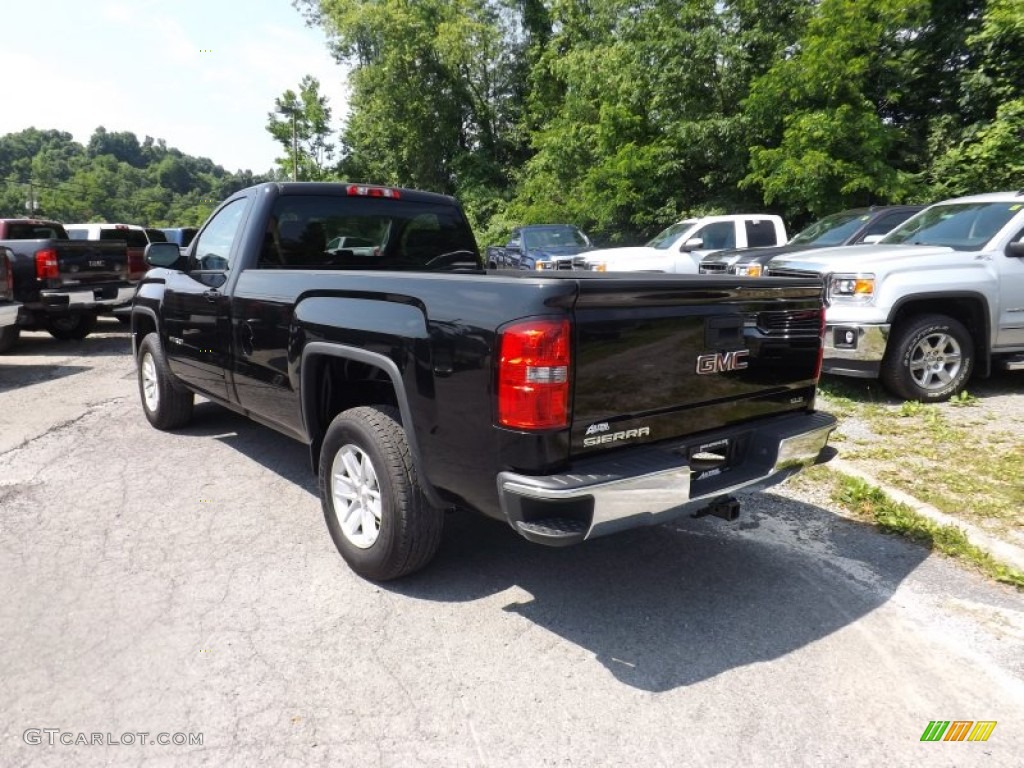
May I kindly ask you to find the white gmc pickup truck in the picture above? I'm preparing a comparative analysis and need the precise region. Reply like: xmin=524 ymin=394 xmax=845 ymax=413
xmin=583 ymin=214 xmax=787 ymax=274
xmin=767 ymin=191 xmax=1024 ymax=401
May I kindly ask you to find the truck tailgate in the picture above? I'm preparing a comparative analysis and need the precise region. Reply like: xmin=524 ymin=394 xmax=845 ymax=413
xmin=570 ymin=275 xmax=824 ymax=456
xmin=54 ymin=240 xmax=129 ymax=285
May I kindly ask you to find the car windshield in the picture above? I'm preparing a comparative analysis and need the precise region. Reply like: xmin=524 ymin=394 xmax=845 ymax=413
xmin=522 ymin=226 xmax=589 ymax=249
xmin=646 ymin=220 xmax=697 ymax=250
xmin=881 ymin=202 xmax=1021 ymax=250
xmin=789 ymin=211 xmax=868 ymax=246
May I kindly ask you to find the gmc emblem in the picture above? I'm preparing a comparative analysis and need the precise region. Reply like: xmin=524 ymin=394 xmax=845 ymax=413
xmin=696 ymin=350 xmax=749 ymax=374
xmin=88 ymin=260 xmax=106 ymax=268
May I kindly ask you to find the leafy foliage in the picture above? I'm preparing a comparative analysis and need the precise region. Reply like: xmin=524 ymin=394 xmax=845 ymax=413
xmin=266 ymin=76 xmax=336 ymax=181
xmin=0 ymin=127 xmax=271 ymax=226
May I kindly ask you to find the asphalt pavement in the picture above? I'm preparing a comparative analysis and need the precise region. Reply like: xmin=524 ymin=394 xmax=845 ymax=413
xmin=1 ymin=320 xmax=1022 ymax=767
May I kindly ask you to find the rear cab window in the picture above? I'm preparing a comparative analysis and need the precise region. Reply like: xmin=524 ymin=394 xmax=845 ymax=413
xmin=256 ymin=194 xmax=479 ymax=270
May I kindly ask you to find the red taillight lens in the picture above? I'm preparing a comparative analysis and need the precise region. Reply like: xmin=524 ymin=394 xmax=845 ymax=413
xmin=497 ymin=317 xmax=571 ymax=429
xmin=128 ymin=249 xmax=146 ymax=280
xmin=814 ymin=307 xmax=826 ymax=380
xmin=35 ymin=248 xmax=59 ymax=280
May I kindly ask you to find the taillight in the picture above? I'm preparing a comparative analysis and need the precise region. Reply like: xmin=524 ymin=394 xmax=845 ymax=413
xmin=497 ymin=317 xmax=571 ymax=429
xmin=35 ymin=248 xmax=59 ymax=280
xmin=128 ymin=249 xmax=145 ymax=279
xmin=346 ymin=184 xmax=401 ymax=199
xmin=2 ymin=252 xmax=12 ymax=296
xmin=814 ymin=307 xmax=826 ymax=380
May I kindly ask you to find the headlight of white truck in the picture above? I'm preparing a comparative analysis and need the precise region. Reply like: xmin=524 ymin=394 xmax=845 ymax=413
xmin=732 ymin=263 xmax=763 ymax=277
xmin=828 ymin=273 xmax=875 ymax=302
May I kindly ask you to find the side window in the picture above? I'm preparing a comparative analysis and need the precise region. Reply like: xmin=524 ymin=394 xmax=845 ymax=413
xmin=859 ymin=212 xmax=912 ymax=240
xmin=192 ymin=198 xmax=247 ymax=272
xmin=745 ymin=219 xmax=777 ymax=247
xmin=508 ymin=235 xmax=521 ymax=250
xmin=690 ymin=221 xmax=735 ymax=250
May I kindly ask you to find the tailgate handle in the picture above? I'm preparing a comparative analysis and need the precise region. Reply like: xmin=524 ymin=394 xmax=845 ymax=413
xmin=705 ymin=315 xmax=744 ymax=348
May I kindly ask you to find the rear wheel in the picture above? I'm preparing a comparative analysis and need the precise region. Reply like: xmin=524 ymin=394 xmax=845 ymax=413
xmin=137 ymin=332 xmax=194 ymax=429
xmin=880 ymin=314 xmax=974 ymax=401
xmin=0 ymin=324 xmax=19 ymax=353
xmin=46 ymin=312 xmax=96 ymax=340
xmin=318 ymin=405 xmax=443 ymax=581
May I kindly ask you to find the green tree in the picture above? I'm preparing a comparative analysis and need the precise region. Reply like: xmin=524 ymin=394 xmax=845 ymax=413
xmin=266 ymin=75 xmax=336 ymax=180
xmin=742 ymin=0 xmax=926 ymax=218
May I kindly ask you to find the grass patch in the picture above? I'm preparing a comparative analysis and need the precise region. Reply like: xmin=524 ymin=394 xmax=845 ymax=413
xmin=817 ymin=391 xmax=1024 ymax=531
xmin=828 ymin=472 xmax=1024 ymax=589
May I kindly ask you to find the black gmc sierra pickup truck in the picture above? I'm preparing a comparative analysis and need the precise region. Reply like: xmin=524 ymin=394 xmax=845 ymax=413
xmin=0 ymin=218 xmax=131 ymax=348
xmin=132 ymin=182 xmax=836 ymax=580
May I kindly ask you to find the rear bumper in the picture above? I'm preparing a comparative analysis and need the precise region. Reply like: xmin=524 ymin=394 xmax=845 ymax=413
xmin=497 ymin=411 xmax=837 ymax=545
xmin=35 ymin=284 xmax=136 ymax=312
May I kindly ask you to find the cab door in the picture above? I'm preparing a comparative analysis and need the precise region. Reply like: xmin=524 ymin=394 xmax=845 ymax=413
xmin=162 ymin=196 xmax=251 ymax=400
xmin=996 ymin=226 xmax=1024 ymax=348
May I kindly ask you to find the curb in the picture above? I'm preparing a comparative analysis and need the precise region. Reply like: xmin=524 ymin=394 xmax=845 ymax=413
xmin=830 ymin=458 xmax=1024 ymax=574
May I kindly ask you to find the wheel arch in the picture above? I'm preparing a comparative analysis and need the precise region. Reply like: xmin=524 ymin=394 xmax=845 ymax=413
xmin=131 ymin=306 xmax=160 ymax=359
xmin=886 ymin=292 xmax=991 ymax=377
xmin=300 ymin=342 xmax=445 ymax=508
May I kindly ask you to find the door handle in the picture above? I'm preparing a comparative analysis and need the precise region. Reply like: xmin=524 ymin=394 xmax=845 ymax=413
xmin=203 ymin=289 xmax=220 ymax=303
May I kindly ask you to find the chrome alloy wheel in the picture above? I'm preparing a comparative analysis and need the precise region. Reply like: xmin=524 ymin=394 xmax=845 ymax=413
xmin=141 ymin=351 xmax=160 ymax=412
xmin=908 ymin=331 xmax=963 ymax=390
xmin=330 ymin=444 xmax=382 ymax=549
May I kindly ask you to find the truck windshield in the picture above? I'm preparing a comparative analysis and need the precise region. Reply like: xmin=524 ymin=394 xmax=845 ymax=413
xmin=522 ymin=226 xmax=589 ymax=249
xmin=881 ymin=202 xmax=1020 ymax=250
xmin=646 ymin=220 xmax=697 ymax=250
xmin=789 ymin=212 xmax=867 ymax=246
xmin=262 ymin=194 xmax=480 ymax=270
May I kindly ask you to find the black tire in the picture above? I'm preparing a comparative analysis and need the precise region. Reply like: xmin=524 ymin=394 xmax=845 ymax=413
xmin=318 ymin=405 xmax=443 ymax=581
xmin=46 ymin=312 xmax=96 ymax=340
xmin=0 ymin=324 xmax=19 ymax=353
xmin=137 ymin=332 xmax=194 ymax=429
xmin=880 ymin=314 xmax=974 ymax=402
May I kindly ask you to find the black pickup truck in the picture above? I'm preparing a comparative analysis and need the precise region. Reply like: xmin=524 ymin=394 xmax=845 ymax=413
xmin=0 ymin=218 xmax=132 ymax=347
xmin=132 ymin=182 xmax=836 ymax=580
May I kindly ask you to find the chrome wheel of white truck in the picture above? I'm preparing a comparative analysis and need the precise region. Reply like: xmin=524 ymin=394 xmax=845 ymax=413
xmin=881 ymin=314 xmax=974 ymax=402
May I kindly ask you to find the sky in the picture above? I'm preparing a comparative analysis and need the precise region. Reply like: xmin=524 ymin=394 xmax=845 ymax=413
xmin=0 ymin=0 xmax=350 ymax=174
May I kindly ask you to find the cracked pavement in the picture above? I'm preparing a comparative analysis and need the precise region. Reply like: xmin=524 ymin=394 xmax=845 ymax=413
xmin=1 ymin=318 xmax=1023 ymax=767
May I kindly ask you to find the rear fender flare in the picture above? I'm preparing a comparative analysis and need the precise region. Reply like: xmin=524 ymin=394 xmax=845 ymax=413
xmin=299 ymin=342 xmax=445 ymax=508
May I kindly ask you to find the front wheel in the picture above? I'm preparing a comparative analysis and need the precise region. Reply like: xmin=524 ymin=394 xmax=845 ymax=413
xmin=46 ymin=312 xmax=96 ymax=340
xmin=880 ymin=314 xmax=974 ymax=402
xmin=318 ymin=405 xmax=443 ymax=581
xmin=137 ymin=333 xmax=194 ymax=429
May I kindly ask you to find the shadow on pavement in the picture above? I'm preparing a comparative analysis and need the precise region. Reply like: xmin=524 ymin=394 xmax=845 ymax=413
xmin=5 ymin=328 xmax=132 ymax=359
xmin=391 ymin=499 xmax=929 ymax=693
xmin=0 ymin=364 xmax=90 ymax=393
xmin=166 ymin=400 xmax=930 ymax=694
xmin=177 ymin=402 xmax=316 ymax=492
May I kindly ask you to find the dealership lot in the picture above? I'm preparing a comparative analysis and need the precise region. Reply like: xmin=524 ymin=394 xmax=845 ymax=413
xmin=2 ymin=322 xmax=1023 ymax=767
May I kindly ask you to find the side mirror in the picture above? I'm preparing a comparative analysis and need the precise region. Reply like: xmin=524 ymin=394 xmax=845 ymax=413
xmin=145 ymin=242 xmax=183 ymax=268
xmin=679 ymin=237 xmax=704 ymax=252
xmin=1007 ymin=240 xmax=1024 ymax=258
xmin=861 ymin=234 xmax=885 ymax=244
